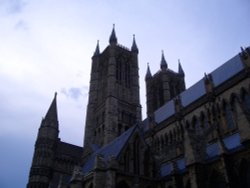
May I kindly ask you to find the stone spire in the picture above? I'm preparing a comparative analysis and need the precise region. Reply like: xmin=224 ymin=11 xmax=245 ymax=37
xmin=109 ymin=24 xmax=117 ymax=45
xmin=178 ymin=59 xmax=185 ymax=76
xmin=41 ymin=92 xmax=58 ymax=128
xmin=160 ymin=50 xmax=168 ymax=70
xmin=145 ymin=63 xmax=152 ymax=80
xmin=93 ymin=40 xmax=100 ymax=56
xmin=131 ymin=34 xmax=138 ymax=53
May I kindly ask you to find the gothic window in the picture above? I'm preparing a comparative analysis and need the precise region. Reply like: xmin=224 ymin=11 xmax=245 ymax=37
xmin=170 ymin=82 xmax=175 ymax=98
xmin=118 ymin=124 xmax=122 ymax=136
xmin=116 ymin=60 xmax=122 ymax=82
xmin=124 ymin=148 xmax=130 ymax=172
xmin=124 ymin=62 xmax=131 ymax=87
xmin=160 ymin=135 xmax=164 ymax=151
xmin=116 ymin=55 xmax=131 ymax=87
xmin=242 ymin=91 xmax=250 ymax=112
xmin=133 ymin=137 xmax=140 ymax=174
xmin=173 ymin=129 xmax=177 ymax=142
xmin=169 ymin=131 xmax=173 ymax=144
xmin=223 ymin=101 xmax=236 ymax=130
xmin=200 ymin=112 xmax=209 ymax=129
xmin=158 ymin=85 xmax=164 ymax=107
xmin=185 ymin=121 xmax=190 ymax=129
xmin=193 ymin=116 xmax=202 ymax=135
xmin=165 ymin=133 xmax=169 ymax=145
xmin=143 ymin=149 xmax=150 ymax=176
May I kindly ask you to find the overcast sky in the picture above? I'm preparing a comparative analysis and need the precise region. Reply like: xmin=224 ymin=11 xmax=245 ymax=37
xmin=0 ymin=0 xmax=249 ymax=187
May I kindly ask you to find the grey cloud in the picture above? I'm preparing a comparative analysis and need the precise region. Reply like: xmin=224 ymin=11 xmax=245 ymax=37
xmin=61 ymin=87 xmax=86 ymax=100
xmin=14 ymin=19 xmax=28 ymax=30
xmin=0 ymin=0 xmax=27 ymax=15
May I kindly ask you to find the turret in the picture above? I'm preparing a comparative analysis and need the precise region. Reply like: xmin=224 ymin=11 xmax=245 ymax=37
xmin=38 ymin=92 xmax=59 ymax=139
xmin=145 ymin=63 xmax=152 ymax=80
xmin=27 ymin=93 xmax=59 ymax=188
xmin=131 ymin=34 xmax=139 ymax=53
xmin=93 ymin=40 xmax=100 ymax=57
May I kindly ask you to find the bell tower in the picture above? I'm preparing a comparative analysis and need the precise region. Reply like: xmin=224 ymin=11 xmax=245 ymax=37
xmin=84 ymin=26 xmax=141 ymax=147
xmin=145 ymin=52 xmax=186 ymax=116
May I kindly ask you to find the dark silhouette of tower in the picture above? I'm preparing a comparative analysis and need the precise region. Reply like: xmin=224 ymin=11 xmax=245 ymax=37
xmin=84 ymin=26 xmax=141 ymax=148
xmin=145 ymin=52 xmax=185 ymax=116
xmin=27 ymin=93 xmax=59 ymax=188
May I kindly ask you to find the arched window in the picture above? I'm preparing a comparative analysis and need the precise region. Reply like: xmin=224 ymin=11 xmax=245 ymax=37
xmin=185 ymin=121 xmax=190 ymax=129
xmin=133 ymin=137 xmax=140 ymax=174
xmin=118 ymin=124 xmax=122 ymax=136
xmin=143 ymin=149 xmax=150 ymax=176
xmin=160 ymin=135 xmax=164 ymax=151
xmin=165 ymin=133 xmax=169 ymax=145
xmin=124 ymin=148 xmax=130 ymax=172
xmin=223 ymin=101 xmax=236 ymax=130
xmin=116 ymin=60 xmax=122 ymax=82
xmin=124 ymin=62 xmax=130 ymax=87
xmin=200 ymin=112 xmax=209 ymax=129
xmin=242 ymin=91 xmax=250 ymax=112
xmin=193 ymin=116 xmax=202 ymax=134
xmin=169 ymin=131 xmax=173 ymax=144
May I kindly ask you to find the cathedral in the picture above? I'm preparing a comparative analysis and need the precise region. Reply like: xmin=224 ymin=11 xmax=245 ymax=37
xmin=27 ymin=28 xmax=250 ymax=188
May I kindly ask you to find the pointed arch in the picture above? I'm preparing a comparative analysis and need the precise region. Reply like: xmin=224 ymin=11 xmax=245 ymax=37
xmin=201 ymin=110 xmax=210 ymax=130
xmin=133 ymin=136 xmax=140 ymax=174
xmin=185 ymin=120 xmax=190 ymax=129
xmin=222 ymin=99 xmax=236 ymax=130
xmin=230 ymin=92 xmax=239 ymax=105
xmin=200 ymin=111 xmax=205 ymax=127
xmin=143 ymin=149 xmax=150 ymax=176
xmin=169 ymin=131 xmax=173 ymax=144
xmin=193 ymin=115 xmax=202 ymax=134
xmin=160 ymin=135 xmax=164 ymax=150
xmin=173 ymin=128 xmax=177 ymax=142
xmin=191 ymin=116 xmax=197 ymax=129
xmin=176 ymin=126 xmax=181 ymax=140
xmin=165 ymin=133 xmax=169 ymax=145
xmin=241 ymin=88 xmax=250 ymax=112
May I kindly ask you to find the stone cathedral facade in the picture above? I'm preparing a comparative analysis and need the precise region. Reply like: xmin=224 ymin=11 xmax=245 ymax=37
xmin=27 ymin=28 xmax=250 ymax=188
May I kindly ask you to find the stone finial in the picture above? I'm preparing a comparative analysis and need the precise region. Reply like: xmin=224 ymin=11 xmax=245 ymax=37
xmin=131 ymin=34 xmax=139 ymax=53
xmin=93 ymin=40 xmax=100 ymax=56
xmin=145 ymin=63 xmax=152 ymax=80
xmin=160 ymin=50 xmax=168 ymax=70
xmin=109 ymin=24 xmax=117 ymax=45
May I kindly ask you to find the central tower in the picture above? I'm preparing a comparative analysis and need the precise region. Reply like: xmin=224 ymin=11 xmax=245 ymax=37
xmin=84 ymin=27 xmax=141 ymax=147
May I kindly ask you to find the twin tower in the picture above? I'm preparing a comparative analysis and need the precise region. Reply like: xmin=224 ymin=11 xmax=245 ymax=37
xmin=84 ymin=26 xmax=185 ymax=148
xmin=27 ymin=26 xmax=186 ymax=187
